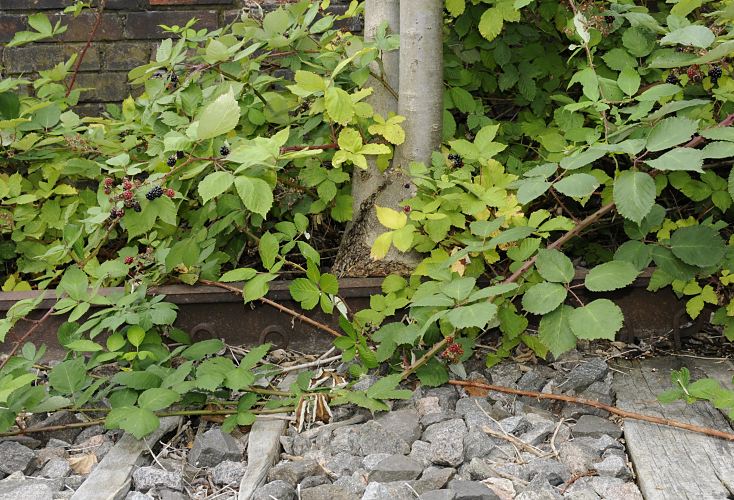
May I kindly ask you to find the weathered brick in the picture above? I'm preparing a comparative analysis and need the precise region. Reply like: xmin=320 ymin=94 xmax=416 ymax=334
xmin=124 ymin=10 xmax=218 ymax=39
xmin=55 ymin=12 xmax=124 ymax=42
xmin=148 ymin=0 xmax=233 ymax=5
xmin=73 ymin=72 xmax=132 ymax=102
xmin=0 ymin=15 xmax=26 ymax=44
xmin=103 ymin=42 xmax=152 ymax=70
xmin=0 ymin=0 xmax=69 ymax=9
xmin=3 ymin=44 xmax=100 ymax=74
xmin=105 ymin=0 xmax=141 ymax=8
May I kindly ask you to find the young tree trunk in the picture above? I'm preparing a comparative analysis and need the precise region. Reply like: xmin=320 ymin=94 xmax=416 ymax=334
xmin=332 ymin=0 xmax=443 ymax=277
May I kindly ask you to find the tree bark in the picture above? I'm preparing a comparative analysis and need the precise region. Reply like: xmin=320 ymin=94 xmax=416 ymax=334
xmin=332 ymin=0 xmax=443 ymax=277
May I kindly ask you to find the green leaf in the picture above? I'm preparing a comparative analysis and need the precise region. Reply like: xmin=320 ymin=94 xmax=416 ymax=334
xmin=645 ymin=148 xmax=703 ymax=173
xmin=366 ymin=374 xmax=412 ymax=400
xmin=416 ymin=358 xmax=449 ymax=387
xmin=112 ymin=371 xmax=162 ymax=390
xmin=521 ymin=282 xmax=568 ymax=315
xmin=370 ymin=232 xmax=393 ymax=260
xmin=220 ymin=268 xmax=257 ymax=282
xmin=554 ymin=173 xmax=600 ymax=198
xmin=584 ymin=261 xmax=640 ymax=292
xmin=613 ymin=171 xmax=656 ymax=224
xmin=538 ymin=305 xmax=576 ymax=357
xmin=224 ymin=368 xmax=255 ymax=391
xmin=660 ymin=25 xmax=715 ymax=49
xmin=478 ymin=8 xmax=503 ymax=41
xmin=198 ymin=171 xmax=234 ymax=204
xmin=645 ymin=117 xmax=698 ymax=152
xmin=669 ymin=225 xmax=726 ymax=267
xmin=536 ymin=249 xmax=575 ymax=283
xmin=137 ymin=388 xmax=180 ymax=411
xmin=234 ymin=176 xmax=273 ymax=218
xmin=569 ymin=299 xmax=624 ymax=340
xmin=446 ymin=302 xmax=498 ymax=329
xmin=728 ymin=167 xmax=734 ymax=199
xmin=127 ymin=325 xmax=146 ymax=348
xmin=244 ymin=273 xmax=276 ymax=303
xmin=258 ymin=232 xmax=279 ymax=270
xmin=325 ymin=87 xmax=354 ymax=125
xmin=441 ymin=277 xmax=476 ymax=302
xmin=48 ymin=358 xmax=87 ymax=394
xmin=517 ymin=178 xmax=551 ymax=204
xmin=617 ymin=66 xmax=641 ymax=96
xmin=290 ymin=278 xmax=321 ymax=310
xmin=105 ymin=406 xmax=159 ymax=439
xmin=559 ymin=147 xmax=605 ymax=170
xmin=196 ymin=91 xmax=241 ymax=140
xmin=375 ymin=206 xmax=407 ymax=230
xmin=446 ymin=0 xmax=466 ymax=16
xmin=181 ymin=339 xmax=225 ymax=360
xmin=614 ymin=241 xmax=652 ymax=271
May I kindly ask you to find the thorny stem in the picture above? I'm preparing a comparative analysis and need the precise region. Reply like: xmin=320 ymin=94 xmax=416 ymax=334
xmin=0 ymin=407 xmax=296 ymax=438
xmin=400 ymin=337 xmax=451 ymax=381
xmin=449 ymin=379 xmax=734 ymax=442
xmin=0 ymin=305 xmax=54 ymax=372
xmin=66 ymin=0 xmax=106 ymax=97
xmin=197 ymin=279 xmax=342 ymax=337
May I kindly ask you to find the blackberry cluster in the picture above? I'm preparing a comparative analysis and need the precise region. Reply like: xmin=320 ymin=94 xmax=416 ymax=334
xmin=109 ymin=207 xmax=124 ymax=220
xmin=687 ymin=65 xmax=702 ymax=82
xmin=666 ymin=73 xmax=680 ymax=85
xmin=709 ymin=65 xmax=722 ymax=84
xmin=166 ymin=155 xmax=177 ymax=167
xmin=146 ymin=186 xmax=164 ymax=200
xmin=220 ymin=145 xmax=230 ymax=156
xmin=447 ymin=153 xmax=463 ymax=168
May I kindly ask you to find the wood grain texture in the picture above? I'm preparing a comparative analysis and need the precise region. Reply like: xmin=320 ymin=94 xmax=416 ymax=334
xmin=613 ymin=356 xmax=734 ymax=500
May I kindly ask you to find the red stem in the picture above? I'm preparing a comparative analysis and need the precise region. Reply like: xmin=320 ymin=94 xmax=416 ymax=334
xmin=65 ymin=0 xmax=106 ymax=98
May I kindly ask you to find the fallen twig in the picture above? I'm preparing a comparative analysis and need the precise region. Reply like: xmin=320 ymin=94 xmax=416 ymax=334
xmin=198 ymin=279 xmax=342 ymax=337
xmin=449 ymin=379 xmax=734 ymax=442
xmin=481 ymin=425 xmax=545 ymax=457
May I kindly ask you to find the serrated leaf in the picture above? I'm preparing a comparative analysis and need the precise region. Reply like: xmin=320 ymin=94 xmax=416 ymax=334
xmin=325 ymin=87 xmax=354 ymax=125
xmin=48 ymin=358 xmax=87 ymax=394
xmin=517 ymin=178 xmax=551 ymax=204
xmin=446 ymin=0 xmax=466 ymax=16
xmin=478 ymin=8 xmax=503 ymax=41
xmin=366 ymin=374 xmax=412 ymax=400
xmin=538 ymin=305 xmax=576 ymax=357
xmin=181 ymin=339 xmax=225 ymax=360
xmin=522 ymin=282 xmax=568 ymax=315
xmin=416 ymin=357 xmax=449 ymax=387
xmin=536 ymin=249 xmax=575 ymax=283
xmin=370 ymin=232 xmax=393 ymax=260
xmin=645 ymin=117 xmax=698 ymax=152
xmin=617 ymin=66 xmax=641 ymax=96
xmin=234 ymin=176 xmax=273 ymax=218
xmin=554 ymin=173 xmax=600 ymax=198
xmin=446 ymin=302 xmax=498 ymax=329
xmin=584 ymin=261 xmax=640 ymax=292
xmin=669 ymin=225 xmax=726 ymax=267
xmin=569 ymin=299 xmax=624 ymax=340
xmin=198 ymin=171 xmax=234 ymax=204
xmin=559 ymin=147 xmax=606 ymax=170
xmin=138 ymin=388 xmax=180 ymax=411
xmin=613 ymin=171 xmax=655 ymax=224
xmin=196 ymin=91 xmax=240 ymax=140
xmin=661 ymin=25 xmax=715 ymax=49
xmin=375 ymin=206 xmax=407 ymax=230
xmin=220 ymin=268 xmax=257 ymax=282
xmin=645 ymin=148 xmax=703 ymax=173
xmin=290 ymin=278 xmax=320 ymax=310
xmin=105 ymin=406 xmax=159 ymax=439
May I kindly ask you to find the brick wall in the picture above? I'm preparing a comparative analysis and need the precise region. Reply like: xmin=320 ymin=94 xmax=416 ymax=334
xmin=0 ymin=0 xmax=358 ymax=113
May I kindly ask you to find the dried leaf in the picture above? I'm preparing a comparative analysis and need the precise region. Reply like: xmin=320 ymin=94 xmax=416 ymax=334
xmin=68 ymin=453 xmax=97 ymax=474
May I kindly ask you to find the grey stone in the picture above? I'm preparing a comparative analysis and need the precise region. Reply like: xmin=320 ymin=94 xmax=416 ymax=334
xmin=353 ymin=375 xmax=379 ymax=391
xmin=46 ymin=439 xmax=71 ymax=449
xmin=416 ymin=397 xmax=442 ymax=417
xmin=573 ymin=435 xmax=623 ymax=454
xmin=63 ymin=475 xmax=84 ymax=490
xmin=333 ymin=474 xmax=366 ymax=495
xmin=587 ymin=477 xmax=643 ymax=499
xmin=361 ymin=482 xmax=412 ymax=500
xmin=423 ymin=386 xmax=460 ymax=410
xmin=563 ymin=487 xmax=601 ymax=500
xmin=422 ymin=410 xmax=458 ymax=427
xmin=53 ymin=491 xmax=74 ymax=500
xmin=522 ymin=458 xmax=570 ymax=486
xmin=0 ymin=441 xmax=36 ymax=475
xmin=252 ymin=480 xmax=296 ymax=500
xmin=301 ymin=475 xmax=330 ymax=488
xmin=558 ymin=441 xmax=602 ymax=474
xmin=514 ymin=489 xmax=562 ymax=500
xmin=325 ymin=452 xmax=363 ymax=477
xmin=517 ymin=367 xmax=554 ymax=392
xmin=39 ymin=459 xmax=71 ymax=479
xmin=572 ymin=416 xmax=622 ymax=439
xmin=300 ymin=483 xmax=360 ymax=500
xmin=498 ymin=415 xmax=530 ymax=435
xmin=448 ymin=479 xmax=500 ymax=500
xmin=362 ymin=453 xmax=392 ymax=472
xmin=92 ymin=440 xmax=114 ymax=461
xmin=268 ymin=458 xmax=322 ymax=486
xmin=409 ymin=440 xmax=434 ymax=467
xmin=423 ymin=419 xmax=467 ymax=467
xmin=157 ymin=489 xmax=188 ymax=500
xmin=592 ymin=454 xmax=631 ymax=480
xmin=461 ymin=458 xmax=494 ymax=481
xmin=31 ymin=413 xmax=84 ymax=445
xmin=211 ymin=460 xmax=246 ymax=486
xmin=455 ymin=398 xmax=495 ymax=432
xmin=415 ymin=467 xmax=455 ymax=491
xmin=376 ymin=409 xmax=421 ymax=445
xmin=563 ymin=359 xmax=608 ymax=392
xmin=463 ymin=430 xmax=497 ymax=460
xmin=517 ymin=414 xmax=555 ymax=446
xmin=486 ymin=363 xmax=522 ymax=386
xmin=188 ymin=428 xmax=241 ymax=467
xmin=368 ymin=455 xmax=422 ymax=483
xmin=131 ymin=467 xmax=183 ymax=492
xmin=419 ymin=491 xmax=457 ymax=500
xmin=330 ymin=421 xmax=410 ymax=456
xmin=73 ymin=427 xmax=104 ymax=445
xmin=0 ymin=436 xmax=42 ymax=450
xmin=0 ymin=476 xmax=53 ymax=500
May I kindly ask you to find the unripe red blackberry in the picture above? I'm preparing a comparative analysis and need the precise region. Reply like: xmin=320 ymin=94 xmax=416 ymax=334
xmin=122 ymin=190 xmax=134 ymax=200
xmin=165 ymin=188 xmax=175 ymax=198
xmin=104 ymin=187 xmax=112 ymax=195
xmin=104 ymin=177 xmax=114 ymax=187
xmin=122 ymin=179 xmax=133 ymax=190
xmin=124 ymin=256 xmax=134 ymax=265
xmin=687 ymin=65 xmax=702 ymax=82
xmin=402 ymin=205 xmax=411 ymax=213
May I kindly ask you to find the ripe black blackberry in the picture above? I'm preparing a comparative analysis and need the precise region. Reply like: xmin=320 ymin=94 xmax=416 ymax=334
xmin=146 ymin=186 xmax=164 ymax=200
xmin=448 ymin=153 xmax=458 ymax=160
xmin=709 ymin=65 xmax=722 ymax=83
xmin=109 ymin=207 xmax=124 ymax=220
xmin=176 ymin=150 xmax=185 ymax=159
xmin=132 ymin=201 xmax=142 ymax=213
xmin=604 ymin=15 xmax=614 ymax=24
xmin=666 ymin=73 xmax=680 ymax=85
xmin=166 ymin=155 xmax=177 ymax=167
xmin=219 ymin=145 xmax=230 ymax=156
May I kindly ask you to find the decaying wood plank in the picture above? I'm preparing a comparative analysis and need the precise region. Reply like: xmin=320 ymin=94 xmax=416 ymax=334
xmin=71 ymin=417 xmax=181 ymax=500
xmin=613 ymin=357 xmax=734 ymax=500
xmin=238 ymin=373 xmax=298 ymax=500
